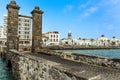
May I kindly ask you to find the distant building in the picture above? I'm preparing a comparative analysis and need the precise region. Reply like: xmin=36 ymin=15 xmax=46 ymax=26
xmin=3 ymin=15 xmax=7 ymax=38
xmin=96 ymin=35 xmax=109 ymax=46
xmin=42 ymin=31 xmax=60 ymax=46
xmin=110 ymin=36 xmax=120 ymax=46
xmin=68 ymin=30 xmax=72 ymax=39
xmin=0 ymin=26 xmax=4 ymax=38
xmin=42 ymin=33 xmax=49 ymax=46
xmin=60 ymin=34 xmax=120 ymax=47
xmin=0 ymin=26 xmax=6 ymax=44
xmin=3 ymin=14 xmax=32 ymax=46
xmin=60 ymin=30 xmax=73 ymax=46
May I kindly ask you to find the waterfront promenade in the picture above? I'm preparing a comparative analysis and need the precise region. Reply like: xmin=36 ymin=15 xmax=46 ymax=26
xmin=28 ymin=52 xmax=120 ymax=80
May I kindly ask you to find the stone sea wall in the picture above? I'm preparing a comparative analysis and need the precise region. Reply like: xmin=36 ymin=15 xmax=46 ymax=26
xmin=72 ymin=53 xmax=120 ymax=69
xmin=36 ymin=50 xmax=120 ymax=69
xmin=8 ymin=50 xmax=86 ymax=80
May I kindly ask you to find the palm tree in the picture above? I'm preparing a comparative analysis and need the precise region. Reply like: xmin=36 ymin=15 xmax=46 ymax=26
xmin=111 ymin=41 xmax=116 ymax=46
xmin=82 ymin=38 xmax=86 ymax=41
xmin=101 ymin=34 xmax=105 ymax=37
xmin=112 ymin=36 xmax=116 ymax=39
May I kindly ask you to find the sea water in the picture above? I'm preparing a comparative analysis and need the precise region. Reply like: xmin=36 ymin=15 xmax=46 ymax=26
xmin=0 ymin=57 xmax=13 ymax=80
xmin=56 ymin=49 xmax=120 ymax=59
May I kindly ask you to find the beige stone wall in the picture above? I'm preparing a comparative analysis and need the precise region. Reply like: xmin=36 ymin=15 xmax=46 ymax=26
xmin=9 ymin=50 xmax=84 ymax=80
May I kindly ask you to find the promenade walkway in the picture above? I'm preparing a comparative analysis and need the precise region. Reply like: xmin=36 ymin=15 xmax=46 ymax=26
xmin=28 ymin=53 xmax=120 ymax=80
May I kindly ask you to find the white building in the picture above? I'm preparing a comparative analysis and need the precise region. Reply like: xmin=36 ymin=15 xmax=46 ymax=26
xmin=60 ymin=33 xmax=120 ymax=47
xmin=3 ymin=14 xmax=32 ymax=46
xmin=110 ymin=37 xmax=120 ymax=46
xmin=0 ymin=26 xmax=6 ymax=44
xmin=96 ymin=35 xmax=109 ymax=46
xmin=42 ymin=31 xmax=60 ymax=46
xmin=60 ymin=30 xmax=73 ymax=46
xmin=60 ymin=38 xmax=73 ymax=46
xmin=0 ymin=26 xmax=4 ymax=38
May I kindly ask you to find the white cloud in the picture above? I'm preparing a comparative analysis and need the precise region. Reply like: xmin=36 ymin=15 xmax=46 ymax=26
xmin=82 ymin=0 xmax=120 ymax=17
xmin=63 ymin=5 xmax=73 ymax=13
xmin=110 ymin=0 xmax=120 ymax=5
xmin=107 ymin=24 xmax=114 ymax=30
xmin=100 ymin=0 xmax=120 ymax=20
xmin=79 ymin=1 xmax=91 ymax=9
xmin=66 ymin=5 xmax=73 ymax=11
xmin=98 ymin=0 xmax=120 ymax=6
xmin=84 ymin=7 xmax=98 ymax=16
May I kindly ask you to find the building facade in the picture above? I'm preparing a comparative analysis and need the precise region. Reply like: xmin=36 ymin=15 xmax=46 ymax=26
xmin=42 ymin=31 xmax=60 ymax=46
xmin=0 ymin=26 xmax=4 ymax=38
xmin=0 ymin=26 xmax=6 ymax=44
xmin=60 ymin=33 xmax=120 ymax=47
xmin=3 ymin=14 xmax=32 ymax=47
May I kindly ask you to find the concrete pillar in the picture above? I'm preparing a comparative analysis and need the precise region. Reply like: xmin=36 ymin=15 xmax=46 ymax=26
xmin=6 ymin=1 xmax=20 ymax=51
xmin=31 ymin=6 xmax=43 ymax=53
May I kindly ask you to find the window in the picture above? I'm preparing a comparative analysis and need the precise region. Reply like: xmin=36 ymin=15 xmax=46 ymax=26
xmin=19 ymin=27 xmax=21 ymax=30
xmin=19 ymin=41 xmax=23 ymax=44
xmin=56 ymin=35 xmax=58 ymax=38
xmin=25 ymin=24 xmax=27 ymax=26
xmin=19 ymin=31 xmax=21 ymax=34
xmin=50 ymin=39 xmax=52 ymax=42
xmin=25 ymin=32 xmax=29 ymax=34
xmin=24 ymin=28 xmax=30 ymax=30
xmin=25 ymin=19 xmax=27 ymax=22
xmin=27 ymin=36 xmax=29 ymax=38
xmin=19 ymin=19 xmax=21 ymax=21
xmin=19 ymin=23 xmax=21 ymax=26
xmin=25 ymin=41 xmax=29 ymax=44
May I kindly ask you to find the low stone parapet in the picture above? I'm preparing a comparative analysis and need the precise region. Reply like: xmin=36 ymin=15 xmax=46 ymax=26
xmin=8 ymin=50 xmax=89 ymax=80
xmin=72 ymin=53 xmax=120 ymax=69
xmin=4 ymin=49 xmax=120 ymax=80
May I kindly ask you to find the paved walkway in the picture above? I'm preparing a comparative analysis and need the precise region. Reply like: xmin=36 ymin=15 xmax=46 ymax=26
xmin=28 ymin=53 xmax=120 ymax=80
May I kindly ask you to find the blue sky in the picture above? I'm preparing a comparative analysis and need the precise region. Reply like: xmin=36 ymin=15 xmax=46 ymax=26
xmin=0 ymin=0 xmax=120 ymax=39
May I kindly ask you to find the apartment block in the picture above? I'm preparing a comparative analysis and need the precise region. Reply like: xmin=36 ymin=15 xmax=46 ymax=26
xmin=3 ymin=14 xmax=32 ymax=46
